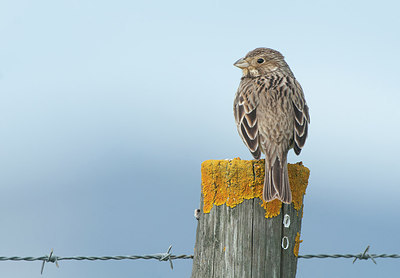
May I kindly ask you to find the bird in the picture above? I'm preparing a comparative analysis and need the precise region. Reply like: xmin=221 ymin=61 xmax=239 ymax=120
xmin=233 ymin=48 xmax=310 ymax=204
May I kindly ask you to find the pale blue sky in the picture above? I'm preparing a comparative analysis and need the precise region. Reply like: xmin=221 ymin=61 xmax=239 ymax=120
xmin=1 ymin=0 xmax=399 ymax=277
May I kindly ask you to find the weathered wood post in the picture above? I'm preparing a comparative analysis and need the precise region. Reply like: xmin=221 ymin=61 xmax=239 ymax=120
xmin=191 ymin=158 xmax=310 ymax=278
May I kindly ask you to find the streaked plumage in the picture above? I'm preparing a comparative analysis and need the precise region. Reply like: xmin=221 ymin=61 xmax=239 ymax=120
xmin=233 ymin=48 xmax=310 ymax=204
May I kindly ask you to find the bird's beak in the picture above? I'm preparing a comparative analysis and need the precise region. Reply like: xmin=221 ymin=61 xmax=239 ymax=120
xmin=234 ymin=58 xmax=249 ymax=69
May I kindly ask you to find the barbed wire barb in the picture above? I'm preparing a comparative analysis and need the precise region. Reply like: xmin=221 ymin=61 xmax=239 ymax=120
xmin=352 ymin=246 xmax=377 ymax=264
xmin=158 ymin=245 xmax=173 ymax=269
xmin=40 ymin=249 xmax=59 ymax=275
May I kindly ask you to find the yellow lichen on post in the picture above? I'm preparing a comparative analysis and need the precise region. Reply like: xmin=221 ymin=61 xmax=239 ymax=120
xmin=201 ymin=160 xmax=217 ymax=213
xmin=293 ymin=232 xmax=303 ymax=257
xmin=213 ymin=160 xmax=230 ymax=206
xmin=252 ymin=160 xmax=265 ymax=196
xmin=288 ymin=163 xmax=310 ymax=211
xmin=226 ymin=158 xmax=253 ymax=208
xmin=261 ymin=199 xmax=282 ymax=218
xmin=202 ymin=158 xmax=261 ymax=213
xmin=201 ymin=159 xmax=310 ymax=218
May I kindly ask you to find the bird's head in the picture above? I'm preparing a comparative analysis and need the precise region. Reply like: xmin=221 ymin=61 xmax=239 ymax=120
xmin=234 ymin=48 xmax=289 ymax=78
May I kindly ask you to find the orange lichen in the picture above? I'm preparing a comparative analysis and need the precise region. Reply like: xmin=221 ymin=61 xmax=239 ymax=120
xmin=201 ymin=159 xmax=310 ymax=218
xmin=261 ymin=199 xmax=282 ymax=218
xmin=213 ymin=160 xmax=229 ymax=206
xmin=287 ymin=163 xmax=310 ymax=211
xmin=293 ymin=232 xmax=303 ymax=257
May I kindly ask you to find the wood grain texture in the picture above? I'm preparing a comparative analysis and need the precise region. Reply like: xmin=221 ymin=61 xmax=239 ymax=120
xmin=191 ymin=160 xmax=309 ymax=278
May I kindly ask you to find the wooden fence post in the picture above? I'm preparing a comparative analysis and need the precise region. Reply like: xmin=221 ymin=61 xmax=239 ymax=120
xmin=191 ymin=158 xmax=310 ymax=278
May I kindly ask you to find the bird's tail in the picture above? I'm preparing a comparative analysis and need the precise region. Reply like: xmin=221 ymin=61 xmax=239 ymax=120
xmin=263 ymin=158 xmax=292 ymax=204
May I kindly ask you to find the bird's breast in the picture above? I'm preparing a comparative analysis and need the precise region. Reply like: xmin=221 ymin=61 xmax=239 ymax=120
xmin=257 ymin=89 xmax=294 ymax=145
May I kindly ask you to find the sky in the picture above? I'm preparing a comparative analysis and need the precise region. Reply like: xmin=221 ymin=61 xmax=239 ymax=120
xmin=0 ymin=0 xmax=399 ymax=277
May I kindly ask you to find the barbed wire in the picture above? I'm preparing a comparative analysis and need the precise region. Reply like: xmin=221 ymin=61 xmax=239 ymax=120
xmin=0 ymin=246 xmax=193 ymax=274
xmin=1 ymin=245 xmax=399 ymax=274
xmin=298 ymin=246 xmax=400 ymax=264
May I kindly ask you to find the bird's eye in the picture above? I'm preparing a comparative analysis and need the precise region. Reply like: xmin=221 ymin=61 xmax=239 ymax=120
xmin=257 ymin=58 xmax=264 ymax=64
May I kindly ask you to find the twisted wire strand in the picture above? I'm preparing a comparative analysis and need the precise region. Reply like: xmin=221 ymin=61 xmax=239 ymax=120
xmin=298 ymin=254 xmax=400 ymax=259
xmin=7 ymin=253 xmax=400 ymax=262
xmin=0 ymin=245 xmax=398 ymax=275
xmin=0 ymin=246 xmax=194 ymax=274
xmin=298 ymin=246 xmax=399 ymax=264
xmin=0 ymin=255 xmax=194 ymax=262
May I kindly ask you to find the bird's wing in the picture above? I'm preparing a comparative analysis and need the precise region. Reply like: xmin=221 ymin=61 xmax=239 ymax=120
xmin=290 ymin=79 xmax=310 ymax=155
xmin=234 ymin=79 xmax=262 ymax=159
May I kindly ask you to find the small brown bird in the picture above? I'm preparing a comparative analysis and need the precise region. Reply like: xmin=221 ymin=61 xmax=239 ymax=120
xmin=233 ymin=48 xmax=310 ymax=204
